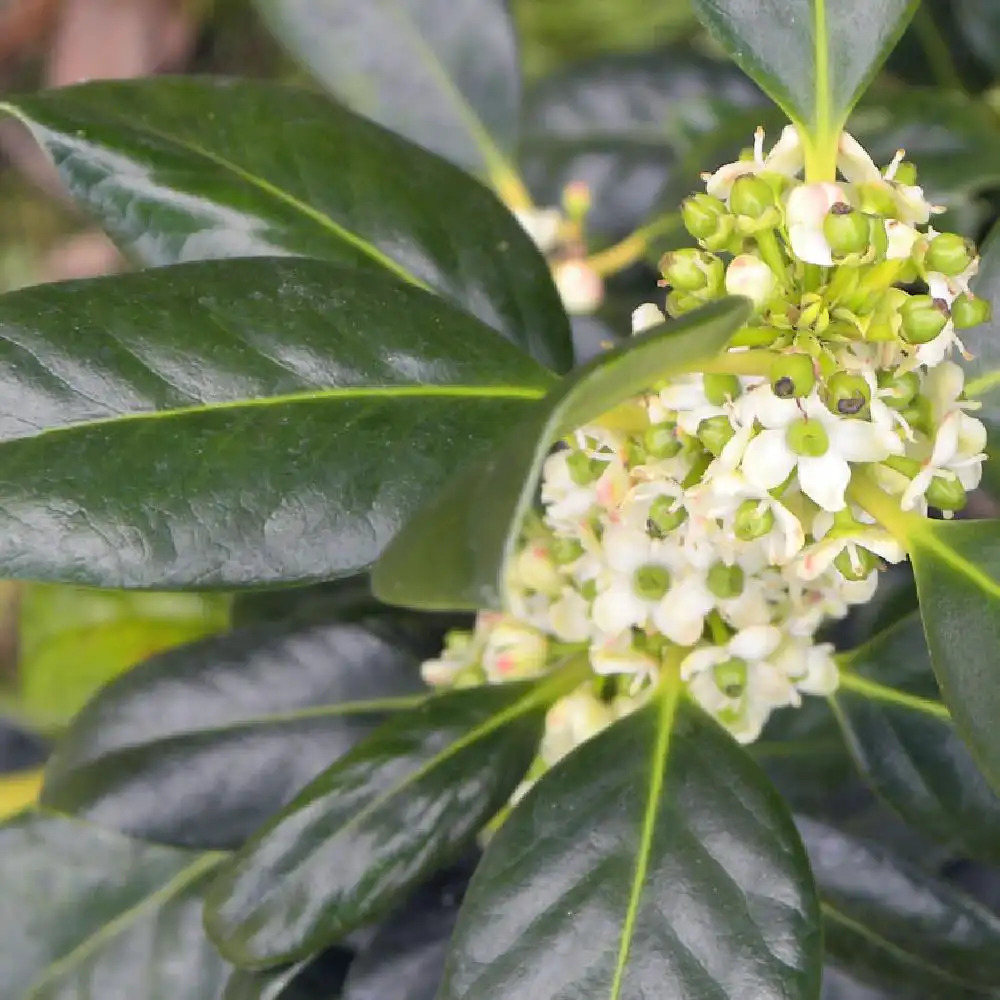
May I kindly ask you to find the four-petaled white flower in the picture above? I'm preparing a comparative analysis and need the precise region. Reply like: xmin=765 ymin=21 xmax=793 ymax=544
xmin=785 ymin=182 xmax=850 ymax=265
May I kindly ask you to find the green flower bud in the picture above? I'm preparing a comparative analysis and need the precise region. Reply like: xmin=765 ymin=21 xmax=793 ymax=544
xmin=552 ymin=537 xmax=584 ymax=564
xmin=566 ymin=449 xmax=604 ymax=485
xmin=734 ymin=499 xmax=775 ymax=540
xmin=786 ymin=418 xmax=830 ymax=457
xmin=877 ymin=370 xmax=920 ymax=409
xmin=707 ymin=562 xmax=745 ymax=599
xmin=713 ymin=657 xmax=748 ymax=698
xmin=823 ymin=203 xmax=871 ymax=257
xmin=926 ymin=475 xmax=967 ymax=512
xmin=661 ymin=249 xmax=714 ymax=292
xmin=633 ymin=563 xmax=671 ymax=600
xmin=644 ymin=422 xmax=682 ymax=459
xmin=899 ymin=295 xmax=949 ymax=345
xmin=825 ymin=372 xmax=871 ymax=418
xmin=833 ymin=545 xmax=879 ymax=581
xmin=699 ymin=415 xmax=736 ymax=456
xmin=856 ymin=182 xmax=897 ymax=217
xmin=666 ymin=289 xmax=704 ymax=318
xmin=893 ymin=160 xmax=918 ymax=185
xmin=952 ymin=292 xmax=992 ymax=330
xmin=730 ymin=175 xmax=777 ymax=219
xmin=682 ymin=193 xmax=729 ymax=240
xmin=770 ymin=353 xmax=815 ymax=399
xmin=883 ymin=454 xmax=921 ymax=478
xmin=925 ymin=233 xmax=975 ymax=277
xmin=647 ymin=495 xmax=688 ymax=536
xmin=703 ymin=372 xmax=741 ymax=406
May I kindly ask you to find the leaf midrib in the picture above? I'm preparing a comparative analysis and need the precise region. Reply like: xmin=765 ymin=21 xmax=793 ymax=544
xmin=25 ymin=850 xmax=225 ymax=998
xmin=4 ymin=383 xmax=547 ymax=447
xmin=609 ymin=680 xmax=680 ymax=999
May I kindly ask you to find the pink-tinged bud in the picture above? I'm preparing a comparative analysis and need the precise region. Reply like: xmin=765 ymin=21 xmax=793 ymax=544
xmin=554 ymin=260 xmax=605 ymax=314
xmin=724 ymin=254 xmax=775 ymax=307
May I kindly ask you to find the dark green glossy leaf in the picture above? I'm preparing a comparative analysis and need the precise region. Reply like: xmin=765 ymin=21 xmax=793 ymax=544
xmin=901 ymin=518 xmax=1000 ymax=797
xmin=0 ymin=811 xmax=230 ymax=998
xmin=800 ymin=816 xmax=1000 ymax=995
xmin=374 ymin=296 xmax=752 ymax=609
xmin=42 ymin=617 xmax=428 ymax=849
xmin=0 ymin=257 xmax=553 ymax=588
xmin=342 ymin=856 xmax=476 ymax=1000
xmin=690 ymin=0 xmax=918 ymax=156
xmin=3 ymin=77 xmax=571 ymax=370
xmin=205 ymin=679 xmax=557 ymax=967
xmin=252 ymin=0 xmax=521 ymax=182
xmin=224 ymin=950 xmax=353 ymax=1000
xmin=520 ymin=48 xmax=763 ymax=239
xmin=833 ymin=611 xmax=1000 ymax=864
xmin=955 ymin=0 xmax=1000 ymax=73
xmin=439 ymin=692 xmax=821 ymax=1000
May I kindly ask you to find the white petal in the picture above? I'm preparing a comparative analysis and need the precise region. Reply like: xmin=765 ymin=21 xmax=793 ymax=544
xmin=725 ymin=254 xmax=775 ymax=306
xmin=741 ymin=429 xmax=797 ymax=490
xmin=680 ymin=645 xmax=727 ymax=681
xmin=788 ymin=224 xmax=834 ymax=266
xmin=592 ymin=583 xmax=643 ymax=635
xmin=705 ymin=160 xmax=756 ymax=199
xmin=900 ymin=468 xmax=933 ymax=511
xmin=836 ymin=133 xmax=882 ymax=184
xmin=831 ymin=416 xmax=899 ymax=462
xmin=654 ymin=577 xmax=715 ymax=646
xmin=631 ymin=302 xmax=666 ymax=334
xmin=885 ymin=220 xmax=919 ymax=260
xmin=797 ymin=453 xmax=850 ymax=511
xmin=764 ymin=125 xmax=805 ymax=175
xmin=750 ymin=386 xmax=803 ymax=429
xmin=602 ymin=525 xmax=652 ymax=574
xmin=730 ymin=624 xmax=782 ymax=661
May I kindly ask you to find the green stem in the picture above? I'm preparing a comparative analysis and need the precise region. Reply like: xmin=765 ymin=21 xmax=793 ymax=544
xmin=835 ymin=671 xmax=951 ymax=720
xmin=587 ymin=213 xmax=682 ymax=277
xmin=846 ymin=469 xmax=921 ymax=545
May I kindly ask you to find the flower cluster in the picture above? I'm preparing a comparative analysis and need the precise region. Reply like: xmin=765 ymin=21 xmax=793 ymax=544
xmin=423 ymin=125 xmax=992 ymax=772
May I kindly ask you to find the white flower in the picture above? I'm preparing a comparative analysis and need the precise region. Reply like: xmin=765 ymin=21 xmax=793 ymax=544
xmin=785 ymin=182 xmax=849 ymax=265
xmin=798 ymin=510 xmax=906 ymax=580
xmin=900 ymin=409 xmax=987 ymax=511
xmin=740 ymin=387 xmax=902 ymax=511
xmin=590 ymin=634 xmax=658 ymax=691
xmin=772 ymin=640 xmax=839 ymax=696
xmin=703 ymin=124 xmax=804 ymax=200
xmin=632 ymin=303 xmax=666 ymax=334
xmin=514 ymin=206 xmax=563 ymax=254
xmin=540 ymin=687 xmax=617 ymax=766
xmin=547 ymin=586 xmax=593 ymax=643
xmin=725 ymin=254 xmax=775 ymax=306
xmin=836 ymin=134 xmax=936 ymax=225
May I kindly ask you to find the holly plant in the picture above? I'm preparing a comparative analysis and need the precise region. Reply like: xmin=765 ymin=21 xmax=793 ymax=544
xmin=8 ymin=0 xmax=1000 ymax=998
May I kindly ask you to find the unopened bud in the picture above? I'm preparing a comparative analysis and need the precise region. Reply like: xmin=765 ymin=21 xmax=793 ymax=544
xmin=952 ymin=292 xmax=992 ymax=330
xmin=925 ymin=233 xmax=975 ymax=277
xmin=730 ymin=175 xmax=776 ymax=216
xmin=833 ymin=545 xmax=878 ymax=581
xmin=703 ymin=373 xmax=741 ymax=405
xmin=553 ymin=260 xmax=604 ymax=315
xmin=877 ymin=370 xmax=920 ymax=409
xmin=725 ymin=254 xmax=775 ymax=308
xmin=823 ymin=203 xmax=871 ymax=257
xmin=631 ymin=302 xmax=666 ymax=334
xmin=665 ymin=289 xmax=704 ymax=318
xmin=512 ymin=543 xmax=562 ymax=594
xmin=770 ymin=353 xmax=816 ymax=398
xmin=644 ymin=422 xmax=682 ymax=459
xmin=682 ymin=193 xmax=729 ymax=240
xmin=561 ymin=180 xmax=592 ymax=221
xmin=648 ymin=495 xmax=688 ymax=536
xmin=825 ymin=372 xmax=871 ymax=418
xmin=926 ymin=474 xmax=967 ymax=511
xmin=734 ymin=499 xmax=775 ymax=540
xmin=856 ymin=182 xmax=897 ymax=217
xmin=900 ymin=295 xmax=949 ymax=345
xmin=660 ymin=249 xmax=722 ymax=293
xmin=707 ymin=562 xmax=745 ymax=599
xmin=699 ymin=415 xmax=736 ymax=456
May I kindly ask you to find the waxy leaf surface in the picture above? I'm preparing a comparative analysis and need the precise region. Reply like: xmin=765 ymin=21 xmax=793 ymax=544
xmin=4 ymin=77 xmax=571 ymax=370
xmin=833 ymin=611 xmax=1000 ymax=863
xmin=251 ymin=0 xmax=521 ymax=180
xmin=439 ymin=693 xmax=821 ymax=1000
xmin=42 ymin=617 xmax=429 ymax=849
xmin=690 ymin=0 xmax=918 ymax=147
xmin=205 ymin=681 xmax=550 ymax=967
xmin=374 ymin=296 xmax=751 ymax=609
xmin=0 ymin=257 xmax=553 ymax=588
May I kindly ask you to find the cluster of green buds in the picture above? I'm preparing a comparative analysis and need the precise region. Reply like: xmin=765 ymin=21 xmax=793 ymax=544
xmin=421 ymin=124 xmax=992 ymax=787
